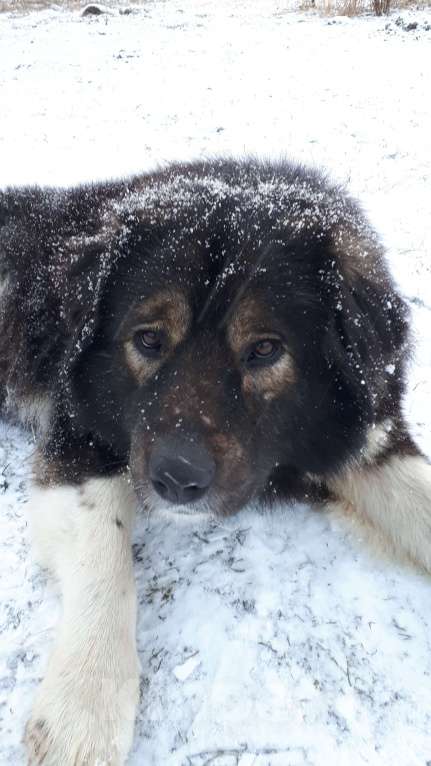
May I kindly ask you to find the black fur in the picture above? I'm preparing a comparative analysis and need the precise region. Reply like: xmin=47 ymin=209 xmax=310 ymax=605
xmin=0 ymin=158 xmax=412 ymax=512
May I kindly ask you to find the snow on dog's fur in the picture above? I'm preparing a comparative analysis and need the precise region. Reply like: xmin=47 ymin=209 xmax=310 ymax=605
xmin=1 ymin=158 xmax=430 ymax=764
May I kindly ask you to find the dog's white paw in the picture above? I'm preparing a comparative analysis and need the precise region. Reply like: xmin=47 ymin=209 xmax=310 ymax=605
xmin=24 ymin=664 xmax=139 ymax=766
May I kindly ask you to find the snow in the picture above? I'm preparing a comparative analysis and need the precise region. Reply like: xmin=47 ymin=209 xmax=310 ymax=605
xmin=1 ymin=1 xmax=431 ymax=764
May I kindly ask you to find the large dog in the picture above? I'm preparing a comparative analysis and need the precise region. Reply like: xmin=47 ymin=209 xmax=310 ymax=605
xmin=1 ymin=158 xmax=430 ymax=764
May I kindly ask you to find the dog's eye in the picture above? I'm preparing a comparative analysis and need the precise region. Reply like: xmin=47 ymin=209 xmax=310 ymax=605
xmin=133 ymin=329 xmax=163 ymax=357
xmin=246 ymin=339 xmax=282 ymax=367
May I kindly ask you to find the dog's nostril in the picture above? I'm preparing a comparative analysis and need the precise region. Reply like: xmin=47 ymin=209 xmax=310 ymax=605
xmin=149 ymin=437 xmax=215 ymax=506
xmin=182 ymin=483 xmax=201 ymax=501
xmin=152 ymin=479 xmax=171 ymax=500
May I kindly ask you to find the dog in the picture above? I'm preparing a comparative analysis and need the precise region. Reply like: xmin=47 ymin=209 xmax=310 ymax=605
xmin=1 ymin=158 xmax=430 ymax=764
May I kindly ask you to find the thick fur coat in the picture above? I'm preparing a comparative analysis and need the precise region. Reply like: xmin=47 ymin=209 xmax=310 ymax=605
xmin=1 ymin=159 xmax=430 ymax=764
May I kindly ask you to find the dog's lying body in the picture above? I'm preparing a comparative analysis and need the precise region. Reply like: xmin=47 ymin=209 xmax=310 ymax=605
xmin=1 ymin=158 xmax=430 ymax=764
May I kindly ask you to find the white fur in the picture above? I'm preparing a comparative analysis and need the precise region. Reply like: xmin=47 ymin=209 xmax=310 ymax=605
xmin=361 ymin=419 xmax=392 ymax=462
xmin=329 ymin=453 xmax=431 ymax=573
xmin=3 ymin=388 xmax=52 ymax=435
xmin=19 ymin=395 xmax=53 ymax=435
xmin=24 ymin=474 xmax=140 ymax=766
xmin=0 ymin=273 xmax=10 ymax=300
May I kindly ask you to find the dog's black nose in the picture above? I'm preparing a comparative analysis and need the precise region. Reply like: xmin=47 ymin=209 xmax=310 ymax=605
xmin=149 ymin=438 xmax=216 ymax=505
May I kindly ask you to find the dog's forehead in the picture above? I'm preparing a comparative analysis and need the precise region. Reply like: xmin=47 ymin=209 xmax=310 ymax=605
xmin=115 ymin=171 xmax=325 ymax=330
xmin=121 ymin=239 xmax=288 ymax=340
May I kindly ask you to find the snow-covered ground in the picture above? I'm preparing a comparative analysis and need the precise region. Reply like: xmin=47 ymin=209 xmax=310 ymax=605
xmin=1 ymin=2 xmax=431 ymax=764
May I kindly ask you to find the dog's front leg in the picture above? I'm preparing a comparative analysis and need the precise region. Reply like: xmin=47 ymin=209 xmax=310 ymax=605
xmin=328 ymin=439 xmax=431 ymax=574
xmin=24 ymin=473 xmax=140 ymax=766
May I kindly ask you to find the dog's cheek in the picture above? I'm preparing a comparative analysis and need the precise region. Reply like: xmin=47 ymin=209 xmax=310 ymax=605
xmin=128 ymin=423 xmax=154 ymax=489
xmin=210 ymin=432 xmax=264 ymax=506
xmin=212 ymin=433 xmax=247 ymax=477
xmin=67 ymin=348 xmax=138 ymax=463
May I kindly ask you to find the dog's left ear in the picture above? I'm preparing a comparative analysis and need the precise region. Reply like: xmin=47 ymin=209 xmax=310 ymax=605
xmin=322 ymin=245 xmax=409 ymax=412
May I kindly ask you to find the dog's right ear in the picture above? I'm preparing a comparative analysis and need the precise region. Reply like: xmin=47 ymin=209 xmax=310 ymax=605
xmin=0 ymin=189 xmax=17 ymax=229
xmin=0 ymin=192 xmax=7 ymax=229
xmin=0 ymin=185 xmax=124 ymax=411
xmin=57 ymin=231 xmax=123 ymax=387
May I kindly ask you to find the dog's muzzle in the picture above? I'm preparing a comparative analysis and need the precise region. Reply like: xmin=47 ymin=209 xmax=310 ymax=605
xmin=148 ymin=436 xmax=216 ymax=505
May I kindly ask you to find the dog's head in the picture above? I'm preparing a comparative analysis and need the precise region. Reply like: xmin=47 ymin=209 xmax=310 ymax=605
xmin=63 ymin=161 xmax=408 ymax=516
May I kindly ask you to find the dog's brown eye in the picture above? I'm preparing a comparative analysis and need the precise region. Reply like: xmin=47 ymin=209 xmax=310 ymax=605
xmin=246 ymin=339 xmax=281 ymax=367
xmin=133 ymin=329 xmax=162 ymax=357
xmin=255 ymin=340 xmax=276 ymax=357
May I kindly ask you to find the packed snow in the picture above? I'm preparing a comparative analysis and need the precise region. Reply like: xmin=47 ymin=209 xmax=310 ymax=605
xmin=1 ymin=1 xmax=431 ymax=764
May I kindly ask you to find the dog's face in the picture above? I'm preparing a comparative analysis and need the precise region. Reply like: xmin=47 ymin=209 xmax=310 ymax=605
xmin=69 ymin=168 xmax=402 ymax=516
xmin=76 ymin=231 xmax=302 ymax=516
xmin=116 ymin=281 xmax=297 ymax=516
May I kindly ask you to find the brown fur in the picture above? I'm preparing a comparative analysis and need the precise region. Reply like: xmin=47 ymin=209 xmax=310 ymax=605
xmin=122 ymin=289 xmax=191 ymax=382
